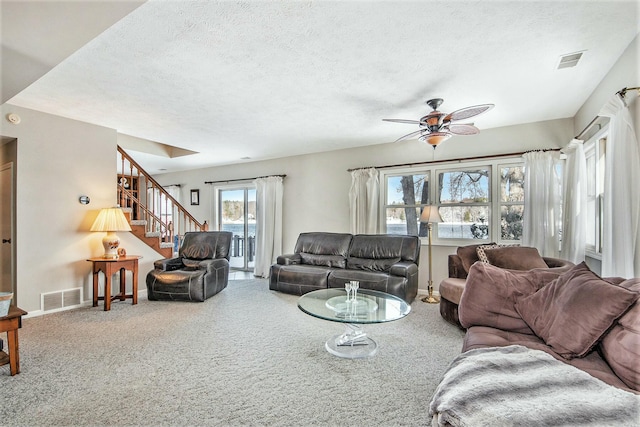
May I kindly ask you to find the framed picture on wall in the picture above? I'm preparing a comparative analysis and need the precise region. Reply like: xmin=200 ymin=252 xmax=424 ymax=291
xmin=190 ymin=189 xmax=200 ymax=205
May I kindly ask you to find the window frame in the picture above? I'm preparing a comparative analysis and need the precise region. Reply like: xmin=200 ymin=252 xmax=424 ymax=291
xmin=584 ymin=126 xmax=608 ymax=259
xmin=496 ymin=162 xmax=526 ymax=244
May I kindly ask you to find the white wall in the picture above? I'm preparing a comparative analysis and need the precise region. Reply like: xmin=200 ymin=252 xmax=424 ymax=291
xmin=155 ymin=118 xmax=574 ymax=293
xmin=0 ymin=104 xmax=163 ymax=314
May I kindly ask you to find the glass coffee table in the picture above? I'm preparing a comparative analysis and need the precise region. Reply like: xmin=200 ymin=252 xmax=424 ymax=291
xmin=297 ymin=288 xmax=411 ymax=358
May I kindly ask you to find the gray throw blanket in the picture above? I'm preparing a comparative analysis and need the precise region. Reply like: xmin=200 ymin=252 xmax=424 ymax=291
xmin=429 ymin=345 xmax=640 ymax=427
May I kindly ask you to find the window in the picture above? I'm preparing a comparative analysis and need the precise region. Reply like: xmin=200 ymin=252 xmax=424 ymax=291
xmin=585 ymin=130 xmax=607 ymax=256
xmin=436 ymin=167 xmax=491 ymax=241
xmin=380 ymin=157 xmax=524 ymax=244
xmin=499 ymin=164 xmax=525 ymax=241
xmin=383 ymin=171 xmax=430 ymax=237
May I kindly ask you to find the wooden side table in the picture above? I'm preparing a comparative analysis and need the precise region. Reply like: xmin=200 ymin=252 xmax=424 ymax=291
xmin=87 ymin=256 xmax=142 ymax=311
xmin=0 ymin=305 xmax=28 ymax=375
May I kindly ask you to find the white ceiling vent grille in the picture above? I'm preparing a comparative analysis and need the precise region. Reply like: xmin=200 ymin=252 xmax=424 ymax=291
xmin=557 ymin=51 xmax=584 ymax=69
xmin=41 ymin=288 xmax=83 ymax=312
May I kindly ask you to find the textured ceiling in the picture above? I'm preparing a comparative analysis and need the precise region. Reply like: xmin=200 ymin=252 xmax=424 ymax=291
xmin=6 ymin=0 xmax=640 ymax=173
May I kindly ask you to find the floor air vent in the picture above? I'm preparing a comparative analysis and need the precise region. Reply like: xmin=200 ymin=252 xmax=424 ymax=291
xmin=41 ymin=288 xmax=83 ymax=312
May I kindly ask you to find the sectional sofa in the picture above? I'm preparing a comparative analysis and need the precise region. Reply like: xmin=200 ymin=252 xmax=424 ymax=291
xmin=429 ymin=247 xmax=640 ymax=426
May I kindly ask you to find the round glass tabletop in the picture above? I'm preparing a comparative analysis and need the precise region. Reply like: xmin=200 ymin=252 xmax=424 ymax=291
xmin=297 ymin=288 xmax=411 ymax=324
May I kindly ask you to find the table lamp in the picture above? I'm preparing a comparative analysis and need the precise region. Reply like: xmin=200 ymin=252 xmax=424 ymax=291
xmin=90 ymin=207 xmax=132 ymax=259
xmin=420 ymin=205 xmax=442 ymax=304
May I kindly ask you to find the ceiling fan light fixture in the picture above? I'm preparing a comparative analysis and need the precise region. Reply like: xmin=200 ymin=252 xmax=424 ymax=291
xmin=420 ymin=132 xmax=451 ymax=147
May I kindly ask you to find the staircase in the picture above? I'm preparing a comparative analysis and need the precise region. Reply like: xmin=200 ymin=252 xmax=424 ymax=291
xmin=118 ymin=146 xmax=204 ymax=258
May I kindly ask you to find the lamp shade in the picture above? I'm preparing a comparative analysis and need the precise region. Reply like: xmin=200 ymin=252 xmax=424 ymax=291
xmin=91 ymin=208 xmax=131 ymax=259
xmin=420 ymin=205 xmax=443 ymax=224
xmin=90 ymin=208 xmax=132 ymax=232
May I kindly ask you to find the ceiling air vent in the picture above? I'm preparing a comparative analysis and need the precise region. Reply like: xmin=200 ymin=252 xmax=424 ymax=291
xmin=557 ymin=51 xmax=584 ymax=69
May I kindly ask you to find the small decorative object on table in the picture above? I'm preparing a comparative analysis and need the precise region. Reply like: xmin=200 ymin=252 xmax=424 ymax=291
xmin=0 ymin=292 xmax=12 ymax=317
xmin=350 ymin=280 xmax=359 ymax=301
xmin=117 ymin=247 xmax=127 ymax=257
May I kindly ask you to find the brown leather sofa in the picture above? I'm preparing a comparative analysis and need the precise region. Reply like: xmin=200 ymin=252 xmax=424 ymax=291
xmin=269 ymin=232 xmax=420 ymax=302
xmin=439 ymin=244 xmax=574 ymax=328
xmin=146 ymin=231 xmax=232 ymax=301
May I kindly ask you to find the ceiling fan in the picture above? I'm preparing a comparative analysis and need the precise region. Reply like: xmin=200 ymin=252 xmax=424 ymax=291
xmin=383 ymin=98 xmax=494 ymax=148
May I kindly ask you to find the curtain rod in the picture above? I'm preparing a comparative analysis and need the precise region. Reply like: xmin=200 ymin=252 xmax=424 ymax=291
xmin=346 ymin=149 xmax=561 ymax=172
xmin=617 ymin=86 xmax=640 ymax=98
xmin=574 ymin=86 xmax=638 ymax=140
xmin=204 ymin=174 xmax=286 ymax=185
xmin=575 ymin=115 xmax=602 ymax=140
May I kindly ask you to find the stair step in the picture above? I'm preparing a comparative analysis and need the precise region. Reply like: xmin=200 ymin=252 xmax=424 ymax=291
xmin=130 ymin=220 xmax=146 ymax=226
xmin=160 ymin=242 xmax=174 ymax=249
xmin=146 ymin=231 xmax=161 ymax=238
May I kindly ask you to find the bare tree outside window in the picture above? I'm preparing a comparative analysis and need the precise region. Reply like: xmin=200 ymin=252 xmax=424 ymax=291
xmin=438 ymin=169 xmax=490 ymax=240
xmin=500 ymin=165 xmax=525 ymax=241
xmin=385 ymin=174 xmax=430 ymax=237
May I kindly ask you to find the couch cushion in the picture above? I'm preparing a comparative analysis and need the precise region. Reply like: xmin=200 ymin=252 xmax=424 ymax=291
xmin=439 ymin=278 xmax=466 ymax=305
xmin=327 ymin=269 xmax=412 ymax=302
xmin=347 ymin=256 xmax=400 ymax=272
xmin=294 ymin=232 xmax=352 ymax=257
xmin=459 ymin=263 xmax=563 ymax=334
xmin=462 ymin=326 xmax=633 ymax=391
xmin=599 ymin=278 xmax=640 ymax=391
xmin=482 ymin=246 xmax=548 ymax=270
xmin=456 ymin=243 xmax=495 ymax=274
xmin=347 ymin=234 xmax=419 ymax=272
xmin=299 ymin=253 xmax=346 ymax=268
xmin=180 ymin=231 xmax=232 ymax=260
xmin=515 ymin=262 xmax=639 ymax=359
xmin=269 ymin=264 xmax=332 ymax=295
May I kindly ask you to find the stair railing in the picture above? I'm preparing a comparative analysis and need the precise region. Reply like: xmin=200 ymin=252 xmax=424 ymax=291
xmin=117 ymin=146 xmax=204 ymax=250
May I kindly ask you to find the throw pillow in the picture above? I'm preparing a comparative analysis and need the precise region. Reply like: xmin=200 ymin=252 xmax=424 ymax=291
xmin=458 ymin=262 xmax=563 ymax=334
xmin=515 ymin=262 xmax=639 ymax=359
xmin=475 ymin=243 xmax=522 ymax=264
xmin=483 ymin=246 xmax=548 ymax=270
xmin=476 ymin=244 xmax=501 ymax=263
xmin=599 ymin=278 xmax=640 ymax=391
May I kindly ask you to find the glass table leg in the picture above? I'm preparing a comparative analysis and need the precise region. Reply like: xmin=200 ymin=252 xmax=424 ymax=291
xmin=324 ymin=323 xmax=378 ymax=358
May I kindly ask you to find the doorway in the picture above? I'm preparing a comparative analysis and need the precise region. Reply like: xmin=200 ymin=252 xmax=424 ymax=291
xmin=218 ymin=186 xmax=256 ymax=271
xmin=1 ymin=162 xmax=15 ymax=296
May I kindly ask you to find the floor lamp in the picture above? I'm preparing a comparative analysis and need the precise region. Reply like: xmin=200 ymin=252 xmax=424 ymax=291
xmin=420 ymin=205 xmax=442 ymax=304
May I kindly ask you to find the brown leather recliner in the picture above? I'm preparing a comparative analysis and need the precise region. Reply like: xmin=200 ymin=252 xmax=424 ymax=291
xmin=146 ymin=231 xmax=232 ymax=302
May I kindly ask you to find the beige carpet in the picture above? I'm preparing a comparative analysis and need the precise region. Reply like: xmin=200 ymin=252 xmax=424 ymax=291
xmin=0 ymin=279 xmax=465 ymax=426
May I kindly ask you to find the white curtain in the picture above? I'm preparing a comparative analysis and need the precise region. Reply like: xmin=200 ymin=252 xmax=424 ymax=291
xmin=349 ymin=168 xmax=379 ymax=234
xmin=560 ymin=139 xmax=587 ymax=264
xmin=600 ymin=94 xmax=640 ymax=278
xmin=253 ymin=176 xmax=283 ymax=278
xmin=522 ymin=151 xmax=562 ymax=257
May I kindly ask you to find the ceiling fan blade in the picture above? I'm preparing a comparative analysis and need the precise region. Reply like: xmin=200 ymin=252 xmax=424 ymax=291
xmin=393 ymin=129 xmax=425 ymax=143
xmin=382 ymin=118 xmax=421 ymax=124
xmin=448 ymin=124 xmax=480 ymax=135
xmin=444 ymin=104 xmax=494 ymax=122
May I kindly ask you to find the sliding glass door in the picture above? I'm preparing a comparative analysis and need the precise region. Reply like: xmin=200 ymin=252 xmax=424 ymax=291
xmin=218 ymin=186 xmax=256 ymax=271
